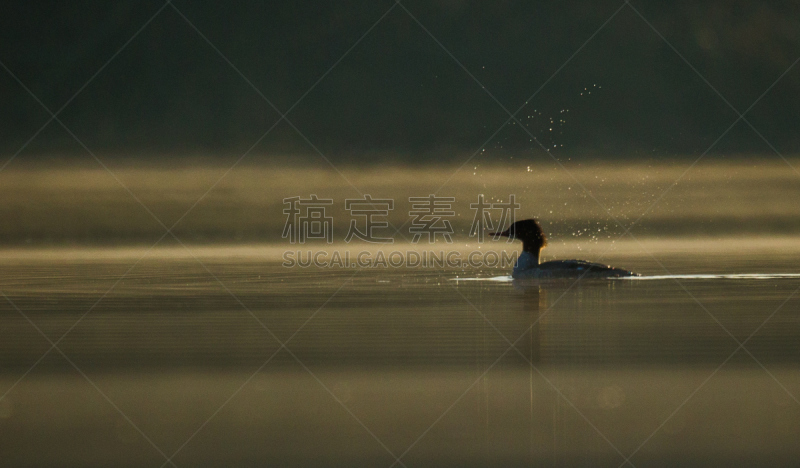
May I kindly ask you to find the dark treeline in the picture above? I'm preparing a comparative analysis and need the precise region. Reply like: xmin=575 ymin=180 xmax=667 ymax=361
xmin=2 ymin=0 xmax=798 ymax=162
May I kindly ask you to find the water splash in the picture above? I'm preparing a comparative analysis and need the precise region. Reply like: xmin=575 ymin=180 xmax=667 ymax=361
xmin=451 ymin=275 xmax=512 ymax=282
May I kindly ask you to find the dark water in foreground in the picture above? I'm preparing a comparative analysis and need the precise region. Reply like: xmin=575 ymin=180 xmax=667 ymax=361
xmin=1 ymin=244 xmax=799 ymax=467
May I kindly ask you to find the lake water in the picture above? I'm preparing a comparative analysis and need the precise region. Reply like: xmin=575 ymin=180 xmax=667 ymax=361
xmin=1 ymin=240 xmax=798 ymax=467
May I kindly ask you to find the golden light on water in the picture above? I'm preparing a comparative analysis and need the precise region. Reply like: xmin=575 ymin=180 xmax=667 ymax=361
xmin=2 ymin=159 xmax=799 ymax=466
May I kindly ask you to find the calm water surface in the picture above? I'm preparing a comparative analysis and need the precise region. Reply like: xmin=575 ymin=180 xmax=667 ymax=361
xmin=1 ymin=244 xmax=799 ymax=467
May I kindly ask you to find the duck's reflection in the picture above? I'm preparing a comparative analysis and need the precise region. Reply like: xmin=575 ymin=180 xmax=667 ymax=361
xmin=516 ymin=283 xmax=544 ymax=365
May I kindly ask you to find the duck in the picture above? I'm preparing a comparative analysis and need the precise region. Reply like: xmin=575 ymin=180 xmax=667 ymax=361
xmin=491 ymin=219 xmax=638 ymax=279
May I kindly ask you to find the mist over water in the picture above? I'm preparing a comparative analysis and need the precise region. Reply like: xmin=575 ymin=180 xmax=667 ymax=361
xmin=1 ymin=158 xmax=799 ymax=246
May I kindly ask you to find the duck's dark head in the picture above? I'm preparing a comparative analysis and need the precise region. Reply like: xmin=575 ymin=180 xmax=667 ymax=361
xmin=490 ymin=219 xmax=548 ymax=256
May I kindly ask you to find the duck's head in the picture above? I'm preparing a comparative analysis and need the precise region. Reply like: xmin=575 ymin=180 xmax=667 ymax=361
xmin=490 ymin=219 xmax=547 ymax=254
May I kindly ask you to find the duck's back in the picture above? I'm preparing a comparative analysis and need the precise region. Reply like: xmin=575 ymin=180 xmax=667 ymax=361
xmin=513 ymin=258 xmax=638 ymax=279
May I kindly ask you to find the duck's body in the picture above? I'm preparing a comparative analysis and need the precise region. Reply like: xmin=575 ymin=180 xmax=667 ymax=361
xmin=492 ymin=219 xmax=639 ymax=279
xmin=513 ymin=252 xmax=637 ymax=279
